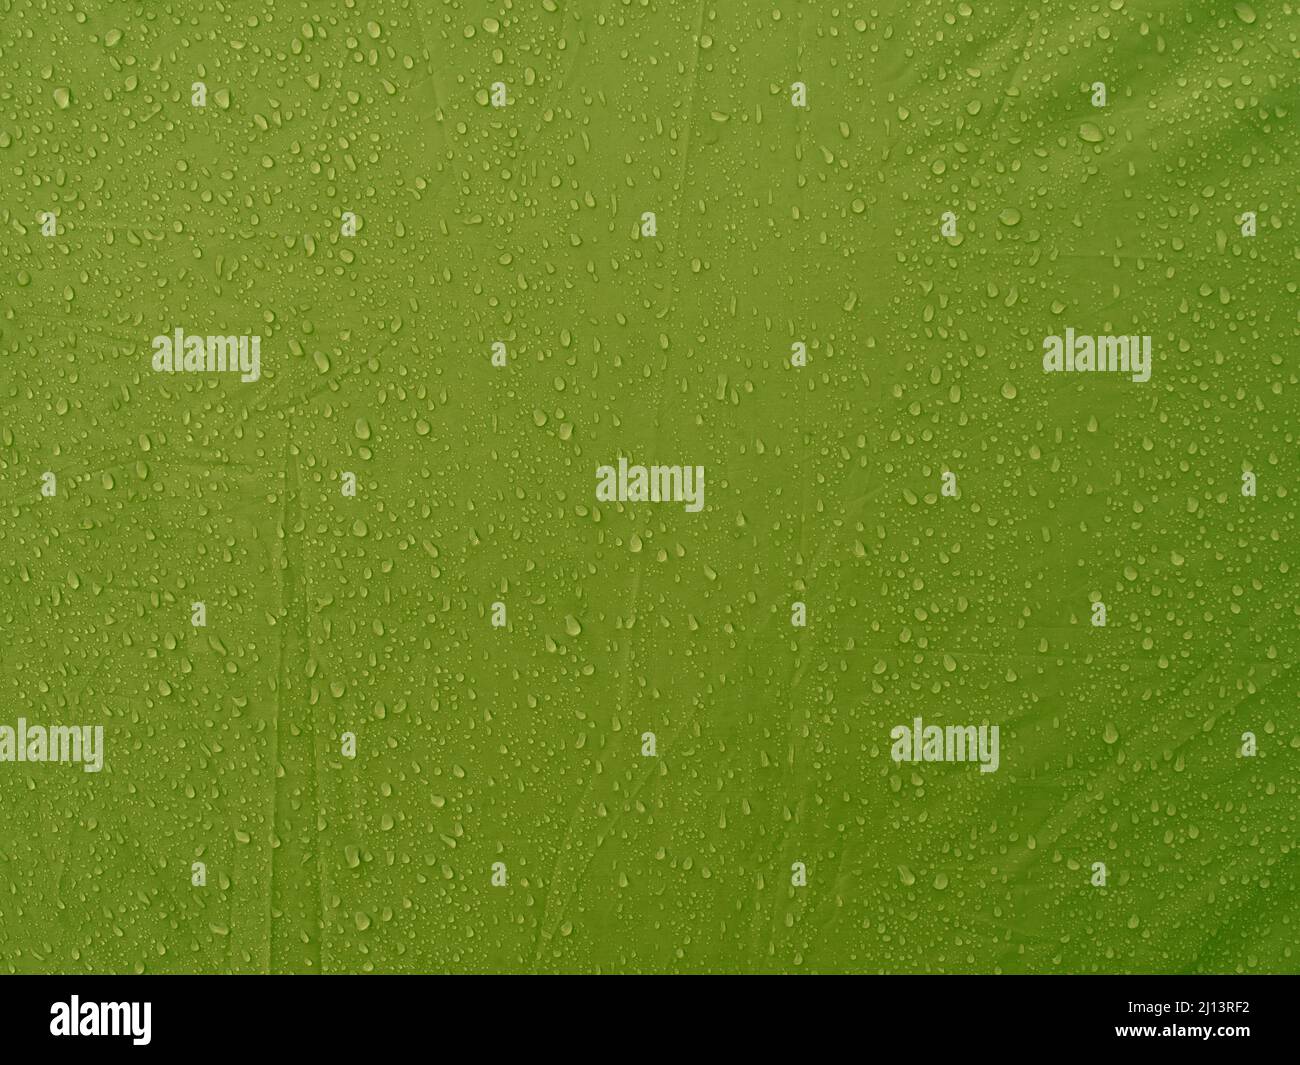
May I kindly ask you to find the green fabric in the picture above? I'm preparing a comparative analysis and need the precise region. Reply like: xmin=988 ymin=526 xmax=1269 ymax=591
xmin=1 ymin=1 xmax=1295 ymax=973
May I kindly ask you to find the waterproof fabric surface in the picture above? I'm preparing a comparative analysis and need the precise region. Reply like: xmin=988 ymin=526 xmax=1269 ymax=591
xmin=0 ymin=1 xmax=1296 ymax=974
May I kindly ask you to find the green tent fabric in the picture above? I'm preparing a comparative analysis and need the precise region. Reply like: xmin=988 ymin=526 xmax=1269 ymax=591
xmin=0 ymin=1 xmax=1295 ymax=974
